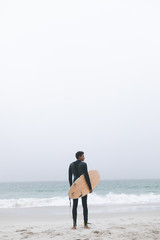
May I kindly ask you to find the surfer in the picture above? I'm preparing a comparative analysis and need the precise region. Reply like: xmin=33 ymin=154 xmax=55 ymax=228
xmin=68 ymin=151 xmax=93 ymax=230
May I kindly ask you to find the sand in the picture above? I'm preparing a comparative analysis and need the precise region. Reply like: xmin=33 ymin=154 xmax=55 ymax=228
xmin=0 ymin=205 xmax=160 ymax=240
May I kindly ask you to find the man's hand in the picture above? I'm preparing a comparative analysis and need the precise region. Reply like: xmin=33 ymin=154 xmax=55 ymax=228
xmin=89 ymin=189 xmax=93 ymax=193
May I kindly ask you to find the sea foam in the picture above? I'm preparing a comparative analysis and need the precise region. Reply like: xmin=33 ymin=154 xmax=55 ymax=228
xmin=0 ymin=192 xmax=160 ymax=208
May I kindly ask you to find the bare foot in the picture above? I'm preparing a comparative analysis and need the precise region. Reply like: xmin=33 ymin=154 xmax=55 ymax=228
xmin=84 ymin=224 xmax=90 ymax=229
xmin=71 ymin=226 xmax=77 ymax=230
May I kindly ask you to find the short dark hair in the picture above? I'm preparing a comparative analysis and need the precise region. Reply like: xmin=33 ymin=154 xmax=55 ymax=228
xmin=75 ymin=151 xmax=84 ymax=159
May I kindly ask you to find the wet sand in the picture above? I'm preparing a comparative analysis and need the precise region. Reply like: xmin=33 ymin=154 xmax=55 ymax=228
xmin=0 ymin=205 xmax=160 ymax=239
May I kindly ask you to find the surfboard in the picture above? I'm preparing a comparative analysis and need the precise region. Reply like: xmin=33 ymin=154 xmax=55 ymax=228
xmin=68 ymin=170 xmax=100 ymax=199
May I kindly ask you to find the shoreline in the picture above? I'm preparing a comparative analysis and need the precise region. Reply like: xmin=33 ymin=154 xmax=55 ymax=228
xmin=0 ymin=202 xmax=160 ymax=214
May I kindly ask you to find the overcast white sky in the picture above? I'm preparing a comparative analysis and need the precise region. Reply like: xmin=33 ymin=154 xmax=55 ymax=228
xmin=0 ymin=0 xmax=160 ymax=182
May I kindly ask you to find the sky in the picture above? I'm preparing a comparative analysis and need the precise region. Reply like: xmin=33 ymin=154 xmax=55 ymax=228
xmin=0 ymin=0 xmax=160 ymax=182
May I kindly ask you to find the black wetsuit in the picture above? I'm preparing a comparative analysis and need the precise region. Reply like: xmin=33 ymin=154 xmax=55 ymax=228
xmin=68 ymin=159 xmax=92 ymax=226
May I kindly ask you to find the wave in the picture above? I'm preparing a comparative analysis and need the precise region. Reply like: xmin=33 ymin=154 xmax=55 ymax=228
xmin=0 ymin=192 xmax=160 ymax=208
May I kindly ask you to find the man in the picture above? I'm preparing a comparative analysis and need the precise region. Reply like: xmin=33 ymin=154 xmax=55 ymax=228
xmin=68 ymin=151 xmax=93 ymax=230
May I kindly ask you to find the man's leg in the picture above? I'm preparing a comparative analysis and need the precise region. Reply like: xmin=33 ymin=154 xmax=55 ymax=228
xmin=72 ymin=198 xmax=78 ymax=228
xmin=81 ymin=194 xmax=88 ymax=227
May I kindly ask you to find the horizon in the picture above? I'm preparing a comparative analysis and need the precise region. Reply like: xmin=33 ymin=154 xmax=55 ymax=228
xmin=0 ymin=177 xmax=160 ymax=184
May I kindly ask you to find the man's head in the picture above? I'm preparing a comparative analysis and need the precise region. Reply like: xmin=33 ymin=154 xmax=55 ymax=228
xmin=75 ymin=151 xmax=85 ymax=161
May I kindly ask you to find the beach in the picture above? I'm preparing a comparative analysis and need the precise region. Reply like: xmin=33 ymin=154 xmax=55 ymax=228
xmin=1 ymin=205 xmax=160 ymax=240
xmin=1 ymin=180 xmax=160 ymax=239
xmin=1 ymin=1 xmax=160 ymax=239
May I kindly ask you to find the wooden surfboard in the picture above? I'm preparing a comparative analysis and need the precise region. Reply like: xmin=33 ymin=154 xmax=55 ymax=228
xmin=68 ymin=170 xmax=100 ymax=199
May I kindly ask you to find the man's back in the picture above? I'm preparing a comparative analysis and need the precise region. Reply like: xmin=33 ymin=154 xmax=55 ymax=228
xmin=68 ymin=159 xmax=92 ymax=190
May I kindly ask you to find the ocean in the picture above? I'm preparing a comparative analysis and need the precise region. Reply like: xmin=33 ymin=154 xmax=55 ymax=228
xmin=0 ymin=179 xmax=160 ymax=210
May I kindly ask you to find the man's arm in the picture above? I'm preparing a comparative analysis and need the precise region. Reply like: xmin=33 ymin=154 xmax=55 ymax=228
xmin=83 ymin=163 xmax=92 ymax=191
xmin=68 ymin=164 xmax=72 ymax=187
